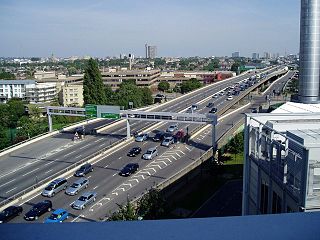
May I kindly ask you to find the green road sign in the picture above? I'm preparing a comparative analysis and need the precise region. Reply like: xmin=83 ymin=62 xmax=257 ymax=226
xmin=85 ymin=104 xmax=97 ymax=118
xmin=101 ymin=113 xmax=120 ymax=119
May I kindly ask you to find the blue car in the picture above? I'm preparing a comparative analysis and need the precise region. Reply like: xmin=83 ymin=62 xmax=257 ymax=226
xmin=44 ymin=209 xmax=68 ymax=223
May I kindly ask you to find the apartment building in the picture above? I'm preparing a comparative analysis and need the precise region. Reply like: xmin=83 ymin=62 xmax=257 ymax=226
xmin=0 ymin=80 xmax=35 ymax=103
xmin=101 ymin=69 xmax=161 ymax=90
xmin=25 ymin=82 xmax=57 ymax=104
xmin=61 ymin=84 xmax=84 ymax=107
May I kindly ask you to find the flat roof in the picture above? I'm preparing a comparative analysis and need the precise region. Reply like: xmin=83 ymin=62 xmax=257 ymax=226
xmin=0 ymin=80 xmax=35 ymax=84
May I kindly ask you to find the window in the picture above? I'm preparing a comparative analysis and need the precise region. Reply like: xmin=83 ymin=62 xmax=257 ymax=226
xmin=260 ymin=182 xmax=269 ymax=214
xmin=272 ymin=191 xmax=282 ymax=214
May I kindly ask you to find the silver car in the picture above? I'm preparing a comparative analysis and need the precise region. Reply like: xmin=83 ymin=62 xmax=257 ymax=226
xmin=65 ymin=178 xmax=89 ymax=196
xmin=166 ymin=124 xmax=178 ymax=133
xmin=135 ymin=133 xmax=149 ymax=142
xmin=42 ymin=178 xmax=68 ymax=197
xmin=72 ymin=192 xmax=97 ymax=210
xmin=142 ymin=147 xmax=158 ymax=160
xmin=161 ymin=136 xmax=174 ymax=147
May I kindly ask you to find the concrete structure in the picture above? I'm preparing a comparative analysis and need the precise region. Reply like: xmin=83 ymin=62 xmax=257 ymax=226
xmin=252 ymin=53 xmax=260 ymax=60
xmin=25 ymin=82 xmax=57 ymax=104
xmin=158 ymin=71 xmax=234 ymax=86
xmin=61 ymin=84 xmax=84 ymax=107
xmin=0 ymin=80 xmax=35 ymax=103
xmin=232 ymin=52 xmax=240 ymax=58
xmin=243 ymin=103 xmax=320 ymax=215
xmin=298 ymin=0 xmax=320 ymax=103
xmin=148 ymin=46 xmax=157 ymax=59
xmin=101 ymin=69 xmax=161 ymax=90
xmin=34 ymin=71 xmax=56 ymax=80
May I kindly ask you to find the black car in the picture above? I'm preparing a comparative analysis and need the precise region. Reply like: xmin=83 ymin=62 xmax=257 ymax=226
xmin=127 ymin=147 xmax=142 ymax=157
xmin=0 ymin=206 xmax=23 ymax=223
xmin=206 ymin=102 xmax=214 ymax=108
xmin=209 ymin=107 xmax=218 ymax=113
xmin=153 ymin=131 xmax=165 ymax=142
xmin=24 ymin=200 xmax=52 ymax=221
xmin=74 ymin=163 xmax=93 ymax=177
xmin=119 ymin=163 xmax=139 ymax=177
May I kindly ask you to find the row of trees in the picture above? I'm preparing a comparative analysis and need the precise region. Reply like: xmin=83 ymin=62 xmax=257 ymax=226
xmin=107 ymin=189 xmax=166 ymax=221
xmin=83 ymin=59 xmax=153 ymax=108
xmin=0 ymin=71 xmax=15 ymax=79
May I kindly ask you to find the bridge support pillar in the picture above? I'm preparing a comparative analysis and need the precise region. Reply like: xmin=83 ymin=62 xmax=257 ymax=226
xmin=47 ymin=112 xmax=53 ymax=132
xmin=126 ymin=119 xmax=131 ymax=140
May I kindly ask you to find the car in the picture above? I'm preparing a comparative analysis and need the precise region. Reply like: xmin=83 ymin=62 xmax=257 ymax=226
xmin=72 ymin=192 xmax=97 ymax=210
xmin=209 ymin=107 xmax=218 ymax=113
xmin=251 ymin=108 xmax=258 ymax=113
xmin=227 ymin=96 xmax=234 ymax=101
xmin=119 ymin=163 xmax=139 ymax=177
xmin=142 ymin=147 xmax=158 ymax=160
xmin=74 ymin=126 xmax=85 ymax=135
xmin=24 ymin=200 xmax=52 ymax=221
xmin=174 ymin=130 xmax=185 ymax=140
xmin=74 ymin=163 xmax=93 ymax=177
xmin=127 ymin=147 xmax=142 ymax=157
xmin=219 ymin=91 xmax=224 ymax=96
xmin=44 ymin=209 xmax=68 ymax=223
xmin=65 ymin=178 xmax=89 ymax=196
xmin=206 ymin=102 xmax=214 ymax=108
xmin=42 ymin=178 xmax=68 ymax=197
xmin=161 ymin=136 xmax=175 ymax=147
xmin=0 ymin=206 xmax=23 ymax=223
xmin=212 ymin=94 xmax=218 ymax=98
xmin=191 ymin=105 xmax=198 ymax=111
xmin=167 ymin=124 xmax=178 ymax=133
xmin=153 ymin=131 xmax=165 ymax=142
xmin=135 ymin=133 xmax=149 ymax=142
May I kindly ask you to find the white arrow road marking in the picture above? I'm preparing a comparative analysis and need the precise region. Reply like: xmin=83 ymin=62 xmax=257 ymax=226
xmin=122 ymin=183 xmax=133 ymax=187
xmin=139 ymin=171 xmax=152 ymax=175
xmin=112 ymin=192 xmax=118 ymax=196
xmin=154 ymin=160 xmax=168 ymax=166
xmin=147 ymin=164 xmax=162 ymax=170
xmin=157 ymin=158 xmax=172 ymax=163
xmin=171 ymin=155 xmax=177 ymax=160
xmin=117 ymin=187 xmax=126 ymax=192
xmin=176 ymin=153 xmax=181 ymax=158
xmin=128 ymin=179 xmax=139 ymax=183
xmin=143 ymin=168 xmax=156 ymax=172
xmin=135 ymin=174 xmax=147 ymax=179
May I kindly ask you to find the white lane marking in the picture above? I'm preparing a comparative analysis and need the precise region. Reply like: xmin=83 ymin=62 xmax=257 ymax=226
xmin=171 ymin=155 xmax=177 ymax=160
xmin=6 ymin=187 xmax=17 ymax=194
xmin=112 ymin=192 xmax=118 ymax=196
xmin=93 ymin=185 xmax=99 ymax=190
xmin=75 ymin=155 xmax=82 ymax=159
xmin=112 ymin=173 xmax=117 ymax=177
xmin=176 ymin=153 xmax=181 ymax=158
xmin=104 ymin=164 xmax=109 ymax=168
xmin=45 ymin=169 xmax=53 ymax=174
xmin=87 ymin=176 xmax=92 ymax=179
xmin=0 ymin=179 xmax=15 ymax=188
xmin=65 ymin=150 xmax=76 ymax=157
xmin=22 ymin=167 xmax=39 ymax=176
xmin=99 ymin=144 xmax=106 ymax=147
xmin=79 ymin=145 xmax=90 ymax=150
xmin=118 ymin=156 xmax=122 ymax=160
xmin=94 ymin=138 xmax=104 ymax=143
xmin=72 ymin=215 xmax=84 ymax=222
xmin=185 ymin=146 xmax=191 ymax=151
xmin=44 ymin=161 xmax=55 ymax=166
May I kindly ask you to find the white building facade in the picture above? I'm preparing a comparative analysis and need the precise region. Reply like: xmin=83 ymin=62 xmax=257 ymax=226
xmin=243 ymin=111 xmax=320 ymax=215
xmin=0 ymin=80 xmax=35 ymax=103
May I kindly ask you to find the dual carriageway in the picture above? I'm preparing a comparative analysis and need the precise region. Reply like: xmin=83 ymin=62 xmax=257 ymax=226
xmin=0 ymin=67 xmax=293 ymax=223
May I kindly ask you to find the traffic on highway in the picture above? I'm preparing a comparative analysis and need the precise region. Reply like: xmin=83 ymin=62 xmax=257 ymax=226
xmin=0 ymin=66 xmax=292 ymax=223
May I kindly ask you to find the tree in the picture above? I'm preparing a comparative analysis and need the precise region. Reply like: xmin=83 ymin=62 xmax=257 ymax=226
xmin=227 ymin=131 xmax=244 ymax=161
xmin=137 ymin=189 xmax=166 ymax=220
xmin=83 ymin=58 xmax=107 ymax=105
xmin=108 ymin=200 xmax=137 ymax=221
xmin=180 ymin=78 xmax=202 ymax=94
xmin=140 ymin=87 xmax=153 ymax=105
xmin=158 ymin=81 xmax=170 ymax=92
xmin=7 ymin=98 xmax=25 ymax=128
xmin=0 ymin=71 xmax=15 ymax=80
xmin=115 ymin=82 xmax=142 ymax=109
xmin=104 ymin=85 xmax=114 ymax=105
xmin=231 ymin=63 xmax=240 ymax=72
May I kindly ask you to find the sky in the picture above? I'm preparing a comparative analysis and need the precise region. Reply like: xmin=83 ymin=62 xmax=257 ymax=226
xmin=0 ymin=0 xmax=300 ymax=58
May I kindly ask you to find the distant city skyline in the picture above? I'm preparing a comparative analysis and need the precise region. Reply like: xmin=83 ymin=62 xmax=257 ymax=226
xmin=0 ymin=0 xmax=300 ymax=58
